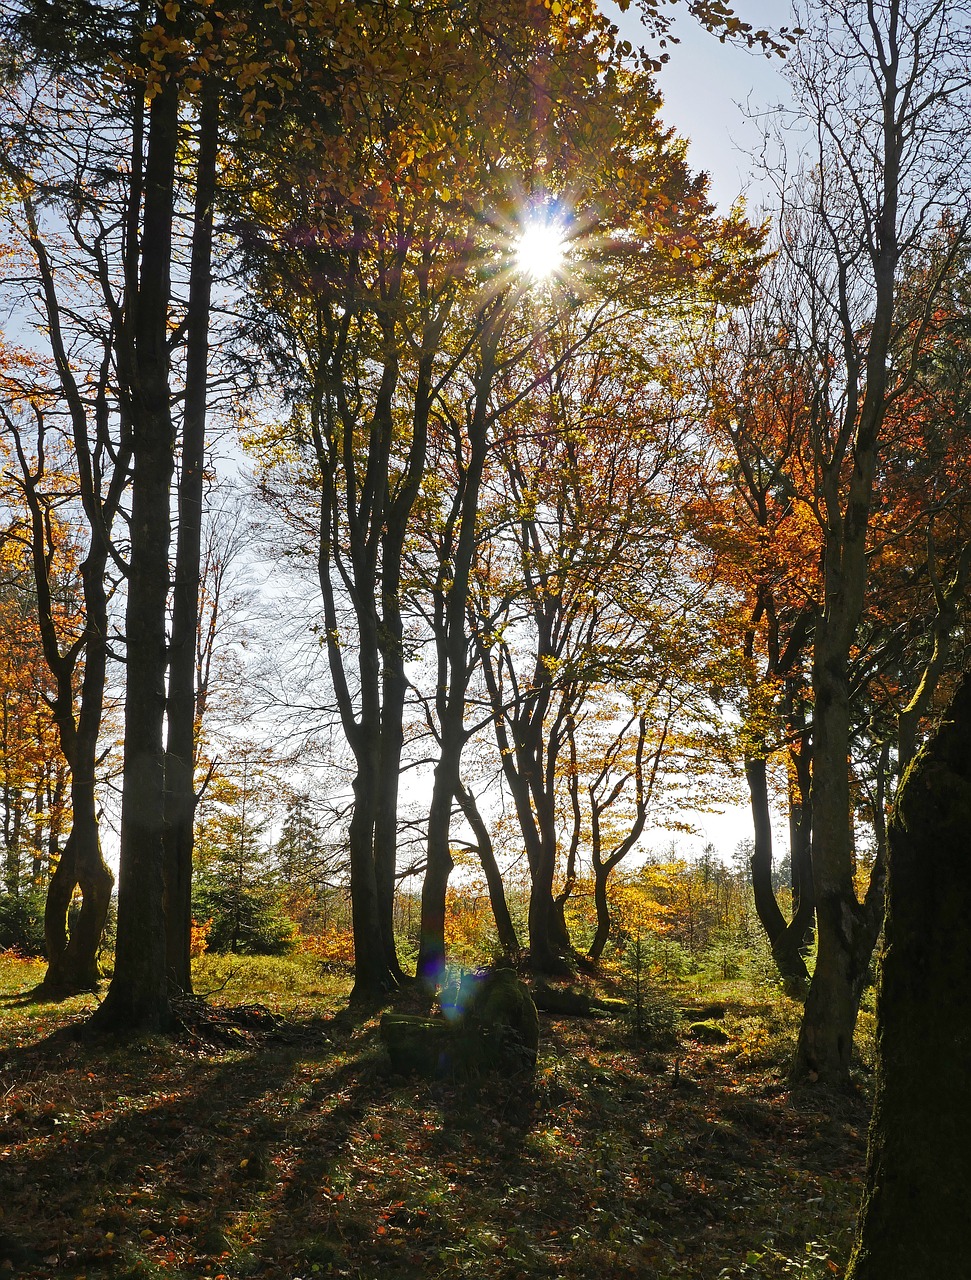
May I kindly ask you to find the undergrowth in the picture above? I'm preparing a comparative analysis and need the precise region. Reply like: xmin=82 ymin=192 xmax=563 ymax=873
xmin=0 ymin=951 xmax=869 ymax=1279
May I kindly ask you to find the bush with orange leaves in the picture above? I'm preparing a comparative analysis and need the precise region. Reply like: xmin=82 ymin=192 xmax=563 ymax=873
xmin=190 ymin=918 xmax=213 ymax=958
xmin=298 ymin=926 xmax=356 ymax=971
xmin=445 ymin=881 xmax=500 ymax=966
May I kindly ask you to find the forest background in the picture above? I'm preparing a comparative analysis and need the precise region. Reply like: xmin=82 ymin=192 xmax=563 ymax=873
xmin=1 ymin=0 xmax=970 ymax=1276
xmin=0 ymin=0 xmax=967 ymax=1244
xmin=1 ymin=0 xmax=969 ymax=1048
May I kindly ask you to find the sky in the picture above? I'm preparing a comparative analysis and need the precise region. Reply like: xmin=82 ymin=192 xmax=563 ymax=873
xmin=606 ymin=0 xmax=798 ymax=214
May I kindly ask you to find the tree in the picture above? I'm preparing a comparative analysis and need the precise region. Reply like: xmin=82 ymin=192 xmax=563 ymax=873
xmin=239 ymin=0 xmax=544 ymax=999
xmin=466 ymin=306 xmax=741 ymax=972
xmin=241 ymin=0 xmax=761 ymax=997
xmin=0 ymin=528 xmax=68 ymax=901
xmin=771 ymin=0 xmax=971 ymax=1086
xmin=692 ymin=277 xmax=821 ymax=996
xmin=162 ymin=71 xmax=221 ymax=994
xmin=1 ymin=0 xmax=228 ymax=1020
xmin=93 ymin=0 xmax=232 ymax=1028
xmin=0 ymin=87 xmax=130 ymax=991
xmin=845 ymin=669 xmax=971 ymax=1278
xmin=192 ymin=752 xmax=295 ymax=956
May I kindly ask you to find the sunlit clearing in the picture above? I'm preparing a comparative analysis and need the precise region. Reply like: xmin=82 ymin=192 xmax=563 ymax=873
xmin=515 ymin=219 xmax=568 ymax=281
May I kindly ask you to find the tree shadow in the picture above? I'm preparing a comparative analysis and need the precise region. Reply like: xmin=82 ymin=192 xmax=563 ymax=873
xmin=0 ymin=1000 xmax=869 ymax=1279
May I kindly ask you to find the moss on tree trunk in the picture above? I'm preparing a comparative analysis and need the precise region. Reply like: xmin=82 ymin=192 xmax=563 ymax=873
xmin=846 ymin=672 xmax=971 ymax=1278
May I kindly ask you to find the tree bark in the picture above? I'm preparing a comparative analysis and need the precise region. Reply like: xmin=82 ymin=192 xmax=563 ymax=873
xmin=845 ymin=672 xmax=971 ymax=1278
xmin=746 ymin=755 xmax=811 ymax=999
xmin=163 ymin=79 xmax=219 ymax=994
xmin=417 ymin=331 xmax=495 ymax=983
xmin=92 ymin=72 xmax=180 ymax=1033
xmin=456 ymin=781 xmax=519 ymax=955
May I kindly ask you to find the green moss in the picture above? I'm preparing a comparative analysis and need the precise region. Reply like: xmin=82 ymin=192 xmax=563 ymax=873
xmin=687 ymin=1020 xmax=730 ymax=1045
xmin=380 ymin=968 xmax=539 ymax=1078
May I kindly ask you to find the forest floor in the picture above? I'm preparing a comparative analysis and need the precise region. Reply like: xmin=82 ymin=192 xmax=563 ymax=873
xmin=0 ymin=951 xmax=871 ymax=1280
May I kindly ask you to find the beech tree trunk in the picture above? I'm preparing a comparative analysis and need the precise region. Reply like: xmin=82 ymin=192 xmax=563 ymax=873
xmin=746 ymin=756 xmax=812 ymax=999
xmin=163 ymin=80 xmax=219 ymax=994
xmin=845 ymin=672 xmax=971 ymax=1278
xmin=456 ymin=782 xmax=519 ymax=956
xmin=92 ymin=73 xmax=180 ymax=1033
xmin=418 ymin=750 xmax=458 ymax=985
xmin=28 ymin=525 xmax=115 ymax=994
xmin=417 ymin=337 xmax=495 ymax=984
xmin=589 ymin=866 xmax=612 ymax=962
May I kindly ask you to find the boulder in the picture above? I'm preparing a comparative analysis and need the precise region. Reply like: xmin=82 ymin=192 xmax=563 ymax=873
xmin=380 ymin=1014 xmax=453 ymax=1076
xmin=465 ymin=968 xmax=539 ymax=1073
xmin=687 ymin=1019 xmax=730 ymax=1045
xmin=379 ymin=968 xmax=539 ymax=1079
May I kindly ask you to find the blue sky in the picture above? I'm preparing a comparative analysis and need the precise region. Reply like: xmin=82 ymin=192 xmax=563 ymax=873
xmin=607 ymin=0 xmax=797 ymax=213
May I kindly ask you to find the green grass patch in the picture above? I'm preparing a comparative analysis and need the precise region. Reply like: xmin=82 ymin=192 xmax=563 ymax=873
xmin=191 ymin=950 xmax=351 ymax=1015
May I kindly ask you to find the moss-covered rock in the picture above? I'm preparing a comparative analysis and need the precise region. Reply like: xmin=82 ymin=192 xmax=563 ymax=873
xmin=687 ymin=1020 xmax=730 ymax=1045
xmin=465 ymin=968 xmax=540 ymax=1073
xmin=380 ymin=969 xmax=539 ymax=1079
xmin=380 ymin=1014 xmax=453 ymax=1077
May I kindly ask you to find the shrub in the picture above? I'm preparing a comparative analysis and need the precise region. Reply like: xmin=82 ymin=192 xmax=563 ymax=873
xmin=191 ymin=880 xmax=297 ymax=956
xmin=298 ymin=925 xmax=355 ymax=971
xmin=0 ymin=889 xmax=46 ymax=957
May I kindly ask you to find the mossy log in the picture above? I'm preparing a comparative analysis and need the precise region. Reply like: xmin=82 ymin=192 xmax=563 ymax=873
xmin=530 ymin=984 xmax=627 ymax=1019
xmin=846 ymin=673 xmax=971 ymax=1279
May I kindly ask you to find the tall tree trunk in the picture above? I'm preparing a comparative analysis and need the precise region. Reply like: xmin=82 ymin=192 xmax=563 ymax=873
xmin=12 ymin=365 xmax=117 ymax=993
xmin=788 ymin=725 xmax=814 ymax=930
xmin=845 ymin=673 xmax=971 ymax=1278
xmin=456 ymin=781 xmax=519 ymax=955
xmin=163 ymin=80 xmax=219 ymax=994
xmin=528 ymin=797 xmax=569 ymax=972
xmin=793 ymin=635 xmax=884 ymax=1083
xmin=417 ymin=331 xmax=496 ymax=982
xmin=47 ymin=516 xmax=117 ymax=990
xmin=589 ymin=864 xmax=612 ymax=962
xmin=92 ymin=73 xmax=180 ymax=1033
xmin=746 ymin=755 xmax=811 ymax=999
xmin=347 ymin=738 xmax=395 ymax=1002
xmin=418 ymin=746 xmax=458 ymax=985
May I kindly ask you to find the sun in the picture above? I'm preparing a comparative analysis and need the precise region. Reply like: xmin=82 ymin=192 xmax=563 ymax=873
xmin=514 ymin=218 xmax=569 ymax=281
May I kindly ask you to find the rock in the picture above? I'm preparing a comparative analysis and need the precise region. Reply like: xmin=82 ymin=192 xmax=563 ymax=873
xmin=687 ymin=1020 xmax=730 ymax=1045
xmin=380 ymin=1013 xmax=453 ymax=1076
xmin=465 ymin=968 xmax=539 ymax=1074
xmin=380 ymin=968 xmax=539 ymax=1079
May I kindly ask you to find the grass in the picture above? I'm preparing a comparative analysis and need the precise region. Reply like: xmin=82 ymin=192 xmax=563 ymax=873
xmin=0 ymin=950 xmax=870 ymax=1279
